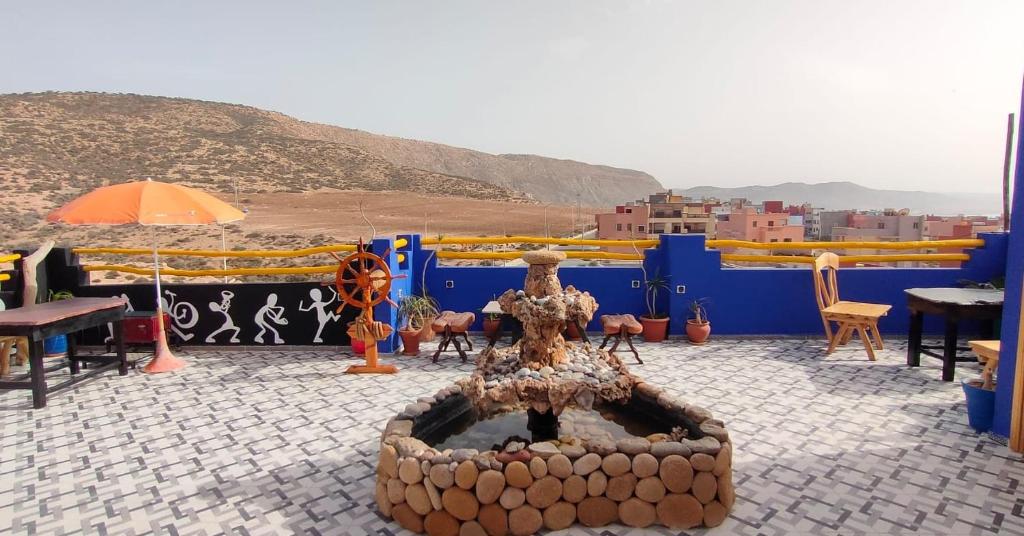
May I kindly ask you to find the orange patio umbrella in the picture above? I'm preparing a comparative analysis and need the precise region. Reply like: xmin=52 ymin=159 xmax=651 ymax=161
xmin=47 ymin=179 xmax=246 ymax=373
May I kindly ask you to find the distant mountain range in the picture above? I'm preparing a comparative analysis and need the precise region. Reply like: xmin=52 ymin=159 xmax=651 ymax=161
xmin=679 ymin=181 xmax=1001 ymax=216
xmin=0 ymin=92 xmax=663 ymax=207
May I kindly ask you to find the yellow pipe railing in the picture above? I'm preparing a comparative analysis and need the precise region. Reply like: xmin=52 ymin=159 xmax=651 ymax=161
xmin=76 ymin=239 xmax=404 ymax=259
xmin=0 ymin=274 xmax=9 ymax=282
xmin=0 ymin=254 xmax=22 ymax=264
xmin=720 ymin=253 xmax=971 ymax=265
xmin=422 ymin=236 xmax=659 ymax=248
xmin=706 ymin=239 xmax=984 ymax=250
xmin=82 ymin=264 xmax=340 ymax=277
xmin=437 ymin=251 xmax=643 ymax=261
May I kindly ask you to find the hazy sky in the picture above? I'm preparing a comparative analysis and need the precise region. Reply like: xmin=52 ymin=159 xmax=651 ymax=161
xmin=3 ymin=1 xmax=1022 ymax=193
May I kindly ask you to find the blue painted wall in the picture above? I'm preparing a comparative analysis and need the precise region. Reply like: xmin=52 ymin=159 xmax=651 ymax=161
xmin=409 ymin=232 xmax=1007 ymax=337
xmin=994 ymin=86 xmax=1024 ymax=439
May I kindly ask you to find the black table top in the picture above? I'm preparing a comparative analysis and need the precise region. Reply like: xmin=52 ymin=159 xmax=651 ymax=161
xmin=904 ymin=287 xmax=1004 ymax=306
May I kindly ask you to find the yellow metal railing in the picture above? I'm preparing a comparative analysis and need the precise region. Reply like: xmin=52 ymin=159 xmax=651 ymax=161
xmin=720 ymin=253 xmax=971 ymax=265
xmin=705 ymin=239 xmax=984 ymax=250
xmin=0 ymin=253 xmax=21 ymax=264
xmin=0 ymin=274 xmax=9 ymax=282
xmin=437 ymin=251 xmax=643 ymax=261
xmin=422 ymin=236 xmax=659 ymax=248
xmin=82 ymin=265 xmax=340 ymax=277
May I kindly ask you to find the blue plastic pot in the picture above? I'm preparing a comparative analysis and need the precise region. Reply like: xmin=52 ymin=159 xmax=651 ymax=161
xmin=44 ymin=335 xmax=67 ymax=356
xmin=962 ymin=379 xmax=995 ymax=433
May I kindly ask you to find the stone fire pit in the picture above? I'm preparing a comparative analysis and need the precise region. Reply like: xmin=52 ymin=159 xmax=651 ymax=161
xmin=375 ymin=251 xmax=734 ymax=534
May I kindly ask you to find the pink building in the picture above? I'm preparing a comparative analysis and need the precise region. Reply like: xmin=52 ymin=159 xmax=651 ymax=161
xmin=596 ymin=204 xmax=650 ymax=252
xmin=832 ymin=213 xmax=924 ymax=242
xmin=715 ymin=208 xmax=804 ymax=243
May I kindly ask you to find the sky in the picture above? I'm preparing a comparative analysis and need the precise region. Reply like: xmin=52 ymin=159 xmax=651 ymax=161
xmin=2 ymin=1 xmax=1022 ymax=193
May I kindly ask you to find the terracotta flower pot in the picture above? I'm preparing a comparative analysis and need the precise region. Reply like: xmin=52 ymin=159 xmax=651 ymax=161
xmin=564 ymin=320 xmax=582 ymax=341
xmin=686 ymin=320 xmax=711 ymax=344
xmin=639 ymin=315 xmax=669 ymax=342
xmin=483 ymin=318 xmax=501 ymax=339
xmin=399 ymin=329 xmax=421 ymax=356
xmin=418 ymin=316 xmax=437 ymax=342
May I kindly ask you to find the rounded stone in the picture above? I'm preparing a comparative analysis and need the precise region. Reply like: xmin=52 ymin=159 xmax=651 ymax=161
xmin=442 ymin=487 xmax=480 ymax=521
xmin=392 ymin=503 xmax=425 ymax=533
xmin=528 ymin=456 xmax=548 ymax=479
xmin=562 ymin=475 xmax=587 ymax=503
xmin=499 ymin=486 xmax=526 ymax=510
xmin=714 ymin=442 xmax=732 ymax=476
xmin=586 ymin=438 xmax=617 ymax=455
xmin=424 ymin=478 xmax=443 ymax=511
xmin=690 ymin=453 xmax=716 ymax=472
xmin=651 ymin=441 xmax=691 ymax=458
xmin=525 ymin=475 xmax=562 ymax=509
xmin=375 ymin=480 xmax=392 ymax=516
xmin=632 ymin=453 xmax=659 ymax=478
xmin=406 ymin=483 xmax=433 ymax=515
xmin=387 ymin=478 xmax=407 ymax=504
xmin=508 ymin=505 xmax=543 ymax=536
xmin=704 ymin=500 xmax=728 ymax=527
xmin=586 ymin=471 xmax=607 ymax=496
xmin=455 ymin=460 xmax=479 ymax=490
xmin=558 ymin=443 xmax=586 ymax=459
xmin=542 ymin=501 xmax=576 ymax=531
xmin=380 ymin=445 xmax=399 ymax=478
xmin=692 ymin=471 xmax=718 ymax=504
xmin=635 ymin=476 xmax=667 ymax=503
xmin=656 ymin=493 xmax=703 ymax=529
xmin=478 ymin=503 xmax=508 ymax=536
xmin=424 ymin=510 xmax=460 ymax=536
xmin=577 ymin=496 xmax=618 ymax=527
xmin=616 ymin=437 xmax=651 ymax=455
xmin=526 ymin=441 xmax=560 ymax=459
xmin=522 ymin=250 xmax=567 ymax=265
xmin=459 ymin=521 xmax=487 ymax=536
xmin=400 ymin=457 xmax=424 ymax=484
xmin=600 ymin=453 xmax=631 ymax=476
xmin=430 ymin=464 xmax=455 ymax=489
xmin=660 ymin=455 xmax=694 ymax=493
xmin=605 ymin=473 xmax=637 ymax=501
xmin=618 ymin=497 xmax=657 ymax=528
xmin=546 ymin=454 xmax=573 ymax=479
xmin=504 ymin=461 xmax=533 ymax=489
xmin=572 ymin=453 xmax=602 ymax=476
xmin=475 ymin=470 xmax=506 ymax=505
xmin=718 ymin=470 xmax=735 ymax=509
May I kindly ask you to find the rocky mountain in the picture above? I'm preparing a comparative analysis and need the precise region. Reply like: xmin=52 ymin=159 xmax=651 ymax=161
xmin=680 ymin=181 xmax=1001 ymax=216
xmin=284 ymin=122 xmax=664 ymax=206
xmin=0 ymin=92 xmax=531 ymax=203
xmin=0 ymin=92 xmax=663 ymax=208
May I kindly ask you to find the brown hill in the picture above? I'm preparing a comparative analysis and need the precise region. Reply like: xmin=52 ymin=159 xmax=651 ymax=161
xmin=0 ymin=92 xmax=525 ymax=204
xmin=283 ymin=123 xmax=664 ymax=206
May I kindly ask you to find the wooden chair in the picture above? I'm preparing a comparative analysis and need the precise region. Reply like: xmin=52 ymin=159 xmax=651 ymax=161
xmin=431 ymin=311 xmax=475 ymax=363
xmin=812 ymin=252 xmax=891 ymax=360
xmin=599 ymin=314 xmax=644 ymax=364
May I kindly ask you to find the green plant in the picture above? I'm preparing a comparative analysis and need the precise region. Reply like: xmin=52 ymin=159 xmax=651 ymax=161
xmin=643 ymin=269 xmax=670 ymax=319
xmin=689 ymin=298 xmax=710 ymax=324
xmin=398 ymin=294 xmax=439 ymax=331
xmin=48 ymin=289 xmax=74 ymax=301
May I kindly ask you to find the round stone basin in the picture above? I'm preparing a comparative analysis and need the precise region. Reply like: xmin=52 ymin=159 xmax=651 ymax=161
xmin=432 ymin=406 xmax=670 ymax=451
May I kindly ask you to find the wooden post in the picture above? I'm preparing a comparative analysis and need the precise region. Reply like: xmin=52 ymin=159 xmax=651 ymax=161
xmin=1010 ymin=281 xmax=1024 ymax=452
xmin=1004 ymin=112 xmax=1015 ymax=232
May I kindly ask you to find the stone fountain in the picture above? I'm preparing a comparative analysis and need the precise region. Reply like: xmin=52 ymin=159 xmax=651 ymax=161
xmin=375 ymin=251 xmax=734 ymax=534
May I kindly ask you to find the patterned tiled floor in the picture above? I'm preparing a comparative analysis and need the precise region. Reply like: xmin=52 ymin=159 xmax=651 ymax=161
xmin=1 ymin=337 xmax=1022 ymax=535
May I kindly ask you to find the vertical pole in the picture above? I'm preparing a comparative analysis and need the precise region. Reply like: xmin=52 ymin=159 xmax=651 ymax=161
xmin=145 ymin=227 xmax=185 ymax=373
xmin=221 ymin=226 xmax=228 ymax=283
xmin=1004 ymin=112 xmax=1016 ymax=232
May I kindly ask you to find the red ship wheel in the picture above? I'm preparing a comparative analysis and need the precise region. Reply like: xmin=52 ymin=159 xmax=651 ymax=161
xmin=331 ymin=239 xmax=402 ymax=314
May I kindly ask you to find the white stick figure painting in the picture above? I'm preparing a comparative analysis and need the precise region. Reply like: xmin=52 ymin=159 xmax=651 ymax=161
xmin=162 ymin=290 xmax=198 ymax=342
xmin=299 ymin=286 xmax=340 ymax=343
xmin=254 ymin=293 xmax=288 ymax=344
xmin=106 ymin=293 xmax=135 ymax=344
xmin=206 ymin=290 xmax=241 ymax=343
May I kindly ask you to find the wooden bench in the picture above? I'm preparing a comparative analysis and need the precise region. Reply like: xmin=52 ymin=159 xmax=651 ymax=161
xmin=599 ymin=314 xmax=643 ymax=364
xmin=969 ymin=340 xmax=1000 ymax=390
xmin=432 ymin=310 xmax=475 ymax=363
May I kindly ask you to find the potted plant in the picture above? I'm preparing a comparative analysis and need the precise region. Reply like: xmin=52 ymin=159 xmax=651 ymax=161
xmin=640 ymin=270 xmax=670 ymax=342
xmin=398 ymin=295 xmax=438 ymax=356
xmin=483 ymin=312 xmax=502 ymax=339
xmin=44 ymin=290 xmax=74 ymax=356
xmin=686 ymin=298 xmax=711 ymax=344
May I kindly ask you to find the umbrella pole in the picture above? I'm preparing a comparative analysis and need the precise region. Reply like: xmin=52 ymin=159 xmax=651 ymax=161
xmin=144 ymin=228 xmax=186 ymax=373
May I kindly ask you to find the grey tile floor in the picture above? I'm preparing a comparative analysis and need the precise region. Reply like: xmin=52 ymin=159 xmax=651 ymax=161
xmin=1 ymin=336 xmax=1022 ymax=535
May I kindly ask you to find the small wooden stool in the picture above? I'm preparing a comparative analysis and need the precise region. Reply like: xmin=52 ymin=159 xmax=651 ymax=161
xmin=0 ymin=336 xmax=28 ymax=377
xmin=432 ymin=311 xmax=475 ymax=363
xmin=599 ymin=314 xmax=644 ymax=364
xmin=968 ymin=340 xmax=1000 ymax=390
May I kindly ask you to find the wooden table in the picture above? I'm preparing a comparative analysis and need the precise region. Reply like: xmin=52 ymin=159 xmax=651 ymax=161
xmin=0 ymin=297 xmax=128 ymax=408
xmin=905 ymin=288 xmax=1003 ymax=382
